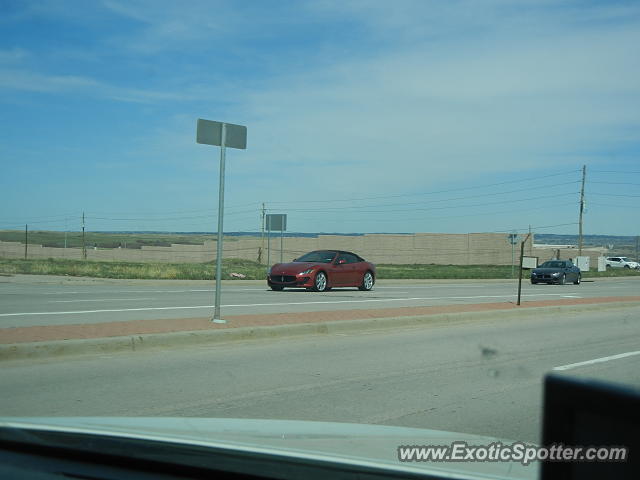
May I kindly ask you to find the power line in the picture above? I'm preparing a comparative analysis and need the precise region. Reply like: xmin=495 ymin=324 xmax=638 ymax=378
xmin=88 ymin=209 xmax=257 ymax=222
xmin=590 ymin=192 xmax=640 ymax=198
xmin=271 ymin=181 xmax=580 ymax=213
xmin=589 ymin=203 xmax=638 ymax=208
xmin=283 ymin=192 xmax=579 ymax=214
xmin=304 ymin=202 xmax=577 ymax=223
xmin=588 ymin=181 xmax=640 ymax=187
xmin=266 ymin=168 xmax=581 ymax=205
xmin=492 ymin=222 xmax=580 ymax=234
xmin=87 ymin=202 xmax=260 ymax=216
xmin=590 ymin=170 xmax=640 ymax=174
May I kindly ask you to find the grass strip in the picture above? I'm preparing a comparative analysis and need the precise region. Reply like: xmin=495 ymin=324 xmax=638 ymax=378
xmin=1 ymin=258 xmax=639 ymax=281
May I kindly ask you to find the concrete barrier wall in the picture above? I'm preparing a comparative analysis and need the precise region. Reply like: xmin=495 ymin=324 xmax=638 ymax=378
xmin=0 ymin=233 xmax=603 ymax=266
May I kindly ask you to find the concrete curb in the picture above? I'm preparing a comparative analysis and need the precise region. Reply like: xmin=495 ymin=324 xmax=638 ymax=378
xmin=2 ymin=301 xmax=639 ymax=362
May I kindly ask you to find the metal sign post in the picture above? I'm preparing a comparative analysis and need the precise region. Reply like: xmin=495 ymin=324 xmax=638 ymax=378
xmin=213 ymin=123 xmax=227 ymax=323
xmin=516 ymin=233 xmax=531 ymax=305
xmin=508 ymin=232 xmax=518 ymax=277
xmin=197 ymin=119 xmax=247 ymax=324
xmin=266 ymin=214 xmax=287 ymax=266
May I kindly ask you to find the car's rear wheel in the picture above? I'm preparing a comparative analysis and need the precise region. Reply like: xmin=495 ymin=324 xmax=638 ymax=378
xmin=559 ymin=274 xmax=566 ymax=285
xmin=314 ymin=272 xmax=328 ymax=292
xmin=531 ymin=280 xmax=537 ymax=284
xmin=624 ymin=265 xmax=630 ymax=269
xmin=573 ymin=274 xmax=581 ymax=285
xmin=270 ymin=285 xmax=284 ymax=291
xmin=359 ymin=271 xmax=374 ymax=291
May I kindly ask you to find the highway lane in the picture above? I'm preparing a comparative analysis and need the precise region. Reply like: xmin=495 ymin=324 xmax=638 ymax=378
xmin=1 ymin=306 xmax=638 ymax=444
xmin=1 ymin=277 xmax=639 ymax=327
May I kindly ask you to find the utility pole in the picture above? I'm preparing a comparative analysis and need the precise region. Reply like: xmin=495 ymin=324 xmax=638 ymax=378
xmin=636 ymin=235 xmax=639 ymax=262
xmin=24 ymin=224 xmax=28 ymax=260
xmin=82 ymin=212 xmax=87 ymax=260
xmin=578 ymin=165 xmax=586 ymax=256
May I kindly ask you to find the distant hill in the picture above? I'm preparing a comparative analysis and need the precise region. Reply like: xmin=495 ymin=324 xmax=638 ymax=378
xmin=534 ymin=234 xmax=638 ymax=248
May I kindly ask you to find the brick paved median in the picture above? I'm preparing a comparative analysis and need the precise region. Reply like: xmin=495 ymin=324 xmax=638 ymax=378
xmin=1 ymin=296 xmax=638 ymax=345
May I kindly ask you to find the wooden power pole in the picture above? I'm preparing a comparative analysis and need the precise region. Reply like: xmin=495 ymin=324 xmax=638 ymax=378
xmin=578 ymin=165 xmax=586 ymax=256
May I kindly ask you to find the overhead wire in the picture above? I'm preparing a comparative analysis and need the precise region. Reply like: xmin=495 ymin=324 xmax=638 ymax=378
xmin=266 ymin=168 xmax=581 ymax=205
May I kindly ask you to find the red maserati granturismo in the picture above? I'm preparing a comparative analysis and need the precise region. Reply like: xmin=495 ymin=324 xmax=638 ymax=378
xmin=267 ymin=250 xmax=376 ymax=292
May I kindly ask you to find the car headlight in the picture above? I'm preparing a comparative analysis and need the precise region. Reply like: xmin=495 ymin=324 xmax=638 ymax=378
xmin=531 ymin=272 xmax=537 ymax=276
xmin=551 ymin=272 xmax=560 ymax=276
xmin=299 ymin=268 xmax=314 ymax=275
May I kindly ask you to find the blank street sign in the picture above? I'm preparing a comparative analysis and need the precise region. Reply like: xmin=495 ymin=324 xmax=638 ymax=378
xmin=266 ymin=214 xmax=287 ymax=231
xmin=197 ymin=119 xmax=247 ymax=149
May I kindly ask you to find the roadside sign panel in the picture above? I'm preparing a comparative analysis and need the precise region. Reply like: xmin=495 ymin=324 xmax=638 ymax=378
xmin=266 ymin=214 xmax=287 ymax=231
xmin=575 ymin=256 xmax=590 ymax=272
xmin=522 ymin=256 xmax=538 ymax=269
xmin=197 ymin=119 xmax=247 ymax=149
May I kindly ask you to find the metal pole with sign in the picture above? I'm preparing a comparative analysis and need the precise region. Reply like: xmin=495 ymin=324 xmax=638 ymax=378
xmin=516 ymin=233 xmax=531 ymax=305
xmin=197 ymin=118 xmax=247 ymax=323
xmin=266 ymin=214 xmax=287 ymax=266
xmin=508 ymin=233 xmax=518 ymax=277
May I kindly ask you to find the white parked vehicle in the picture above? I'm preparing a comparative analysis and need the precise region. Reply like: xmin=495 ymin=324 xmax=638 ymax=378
xmin=605 ymin=256 xmax=640 ymax=269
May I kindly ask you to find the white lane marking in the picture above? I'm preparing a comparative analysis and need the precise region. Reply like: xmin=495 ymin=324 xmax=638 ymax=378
xmin=553 ymin=351 xmax=640 ymax=371
xmin=0 ymin=293 xmax=576 ymax=317
xmin=36 ymin=288 xmax=263 ymax=295
xmin=562 ymin=295 xmax=582 ymax=298
xmin=49 ymin=298 xmax=157 ymax=303
xmin=28 ymin=284 xmax=500 ymax=296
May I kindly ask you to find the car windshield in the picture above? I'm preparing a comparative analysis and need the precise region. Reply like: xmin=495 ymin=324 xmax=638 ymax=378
xmin=2 ymin=2 xmax=639 ymax=479
xmin=540 ymin=261 xmax=565 ymax=268
xmin=295 ymin=251 xmax=337 ymax=263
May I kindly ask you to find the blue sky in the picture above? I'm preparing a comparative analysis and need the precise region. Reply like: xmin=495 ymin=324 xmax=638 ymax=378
xmin=1 ymin=0 xmax=638 ymax=236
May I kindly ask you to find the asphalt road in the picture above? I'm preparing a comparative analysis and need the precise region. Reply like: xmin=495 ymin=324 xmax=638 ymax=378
xmin=1 ymin=276 xmax=639 ymax=327
xmin=1 ymin=306 xmax=638 ymax=444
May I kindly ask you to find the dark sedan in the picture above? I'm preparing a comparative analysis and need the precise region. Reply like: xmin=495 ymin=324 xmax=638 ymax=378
xmin=531 ymin=260 xmax=581 ymax=285
xmin=267 ymin=250 xmax=376 ymax=292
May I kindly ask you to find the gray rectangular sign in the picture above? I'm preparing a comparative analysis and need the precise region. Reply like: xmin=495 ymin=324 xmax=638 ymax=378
xmin=196 ymin=119 xmax=247 ymax=149
xmin=266 ymin=214 xmax=286 ymax=231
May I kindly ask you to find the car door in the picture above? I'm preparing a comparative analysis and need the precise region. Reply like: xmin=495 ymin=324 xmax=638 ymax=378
xmin=330 ymin=253 xmax=350 ymax=286
xmin=343 ymin=253 xmax=362 ymax=285
xmin=568 ymin=261 xmax=579 ymax=281
xmin=332 ymin=253 xmax=359 ymax=286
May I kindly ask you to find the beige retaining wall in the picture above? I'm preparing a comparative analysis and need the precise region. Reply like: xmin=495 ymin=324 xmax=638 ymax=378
xmin=0 ymin=233 xmax=604 ymax=266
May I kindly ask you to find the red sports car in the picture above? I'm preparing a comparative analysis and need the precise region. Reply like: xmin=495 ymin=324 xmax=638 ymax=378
xmin=267 ymin=250 xmax=376 ymax=292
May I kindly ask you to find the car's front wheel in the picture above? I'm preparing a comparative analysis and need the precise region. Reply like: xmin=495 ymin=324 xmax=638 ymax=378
xmin=359 ymin=271 xmax=374 ymax=291
xmin=559 ymin=274 xmax=566 ymax=285
xmin=573 ymin=274 xmax=581 ymax=285
xmin=314 ymin=272 xmax=328 ymax=292
xmin=270 ymin=285 xmax=284 ymax=291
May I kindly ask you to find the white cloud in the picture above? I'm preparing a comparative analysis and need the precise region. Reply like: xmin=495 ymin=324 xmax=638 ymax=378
xmin=0 ymin=67 xmax=203 ymax=103
xmin=230 ymin=1 xmax=640 ymax=200
xmin=0 ymin=48 xmax=29 ymax=63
